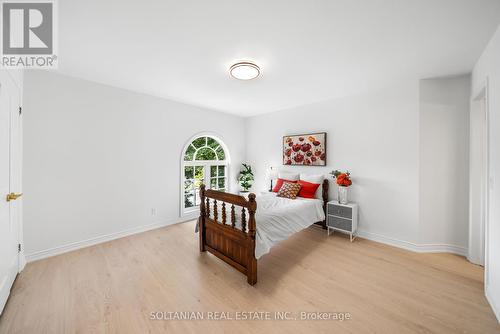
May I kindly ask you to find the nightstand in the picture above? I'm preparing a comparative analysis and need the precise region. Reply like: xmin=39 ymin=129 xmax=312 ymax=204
xmin=327 ymin=201 xmax=358 ymax=242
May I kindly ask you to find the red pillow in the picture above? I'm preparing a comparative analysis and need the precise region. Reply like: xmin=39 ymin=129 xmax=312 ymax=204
xmin=272 ymin=178 xmax=297 ymax=192
xmin=297 ymin=180 xmax=320 ymax=199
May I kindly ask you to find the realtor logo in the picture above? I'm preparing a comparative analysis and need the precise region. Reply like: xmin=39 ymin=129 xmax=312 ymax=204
xmin=1 ymin=0 xmax=57 ymax=68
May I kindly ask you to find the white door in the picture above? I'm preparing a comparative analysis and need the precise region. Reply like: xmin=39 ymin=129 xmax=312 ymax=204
xmin=0 ymin=72 xmax=22 ymax=315
xmin=468 ymin=95 xmax=487 ymax=266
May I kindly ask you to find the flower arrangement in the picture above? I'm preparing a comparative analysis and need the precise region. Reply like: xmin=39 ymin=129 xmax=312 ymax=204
xmin=331 ymin=170 xmax=351 ymax=204
xmin=330 ymin=170 xmax=352 ymax=187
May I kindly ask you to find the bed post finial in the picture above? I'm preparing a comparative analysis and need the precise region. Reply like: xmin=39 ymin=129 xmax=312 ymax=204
xmin=322 ymin=179 xmax=329 ymax=202
xmin=248 ymin=193 xmax=257 ymax=231
xmin=321 ymin=179 xmax=329 ymax=229
xmin=247 ymin=193 xmax=257 ymax=285
xmin=199 ymin=184 xmax=206 ymax=252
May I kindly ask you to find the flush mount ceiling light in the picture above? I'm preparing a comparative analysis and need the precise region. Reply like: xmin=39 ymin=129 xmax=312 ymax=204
xmin=229 ymin=62 xmax=260 ymax=80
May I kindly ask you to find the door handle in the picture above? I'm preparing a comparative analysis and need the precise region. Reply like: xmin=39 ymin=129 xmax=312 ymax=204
xmin=6 ymin=193 xmax=22 ymax=202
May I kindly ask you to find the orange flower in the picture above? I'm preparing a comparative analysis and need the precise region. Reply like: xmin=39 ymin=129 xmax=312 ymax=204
xmin=332 ymin=170 xmax=352 ymax=187
xmin=336 ymin=173 xmax=352 ymax=187
xmin=308 ymin=136 xmax=316 ymax=142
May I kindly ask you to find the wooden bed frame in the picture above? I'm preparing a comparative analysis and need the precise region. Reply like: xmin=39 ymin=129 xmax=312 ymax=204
xmin=198 ymin=179 xmax=329 ymax=285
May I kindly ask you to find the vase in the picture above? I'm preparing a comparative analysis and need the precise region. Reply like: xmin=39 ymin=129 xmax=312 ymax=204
xmin=338 ymin=186 xmax=349 ymax=204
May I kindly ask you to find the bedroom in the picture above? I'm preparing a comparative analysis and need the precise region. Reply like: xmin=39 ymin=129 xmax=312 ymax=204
xmin=1 ymin=0 xmax=500 ymax=333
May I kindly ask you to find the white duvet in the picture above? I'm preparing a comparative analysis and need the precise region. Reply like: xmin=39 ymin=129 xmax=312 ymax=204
xmin=253 ymin=192 xmax=325 ymax=258
xmin=199 ymin=192 xmax=325 ymax=259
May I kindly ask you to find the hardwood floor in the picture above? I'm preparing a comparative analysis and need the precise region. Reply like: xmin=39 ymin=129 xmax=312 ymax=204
xmin=0 ymin=221 xmax=498 ymax=334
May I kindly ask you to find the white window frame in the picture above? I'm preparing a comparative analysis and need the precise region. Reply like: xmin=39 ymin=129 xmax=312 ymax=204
xmin=180 ymin=134 xmax=230 ymax=218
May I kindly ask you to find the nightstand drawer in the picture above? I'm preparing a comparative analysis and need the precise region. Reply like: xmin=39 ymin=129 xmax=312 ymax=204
xmin=327 ymin=215 xmax=352 ymax=232
xmin=327 ymin=204 xmax=352 ymax=219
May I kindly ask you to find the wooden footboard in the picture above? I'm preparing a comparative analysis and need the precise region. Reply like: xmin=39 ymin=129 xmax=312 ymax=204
xmin=198 ymin=185 xmax=257 ymax=285
xmin=198 ymin=179 xmax=328 ymax=285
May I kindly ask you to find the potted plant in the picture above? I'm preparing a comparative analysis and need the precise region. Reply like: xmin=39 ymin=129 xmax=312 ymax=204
xmin=330 ymin=170 xmax=352 ymax=204
xmin=238 ymin=163 xmax=254 ymax=193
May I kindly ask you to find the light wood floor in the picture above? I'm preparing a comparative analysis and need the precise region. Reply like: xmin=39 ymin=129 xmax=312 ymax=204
xmin=1 ymin=221 xmax=499 ymax=334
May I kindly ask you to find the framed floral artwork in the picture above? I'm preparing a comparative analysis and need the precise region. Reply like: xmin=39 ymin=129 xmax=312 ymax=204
xmin=283 ymin=132 xmax=327 ymax=166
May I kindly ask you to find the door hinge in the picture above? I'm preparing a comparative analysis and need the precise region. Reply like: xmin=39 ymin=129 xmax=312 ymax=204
xmin=18 ymin=244 xmax=21 ymax=253
xmin=18 ymin=107 xmax=22 ymax=115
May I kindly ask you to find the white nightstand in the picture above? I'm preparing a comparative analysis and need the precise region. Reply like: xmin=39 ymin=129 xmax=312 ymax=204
xmin=327 ymin=201 xmax=358 ymax=242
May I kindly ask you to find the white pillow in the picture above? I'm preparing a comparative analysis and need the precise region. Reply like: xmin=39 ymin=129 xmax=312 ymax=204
xmin=300 ymin=174 xmax=325 ymax=199
xmin=278 ymin=172 xmax=299 ymax=181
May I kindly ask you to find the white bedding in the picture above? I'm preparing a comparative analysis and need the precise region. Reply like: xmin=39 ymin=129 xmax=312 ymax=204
xmin=253 ymin=192 xmax=325 ymax=258
xmin=200 ymin=192 xmax=325 ymax=259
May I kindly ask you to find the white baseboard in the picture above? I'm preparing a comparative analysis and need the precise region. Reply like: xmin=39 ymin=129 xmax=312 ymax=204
xmin=486 ymin=284 xmax=500 ymax=323
xmin=25 ymin=218 xmax=191 ymax=263
xmin=356 ymin=230 xmax=468 ymax=256
xmin=18 ymin=252 xmax=26 ymax=272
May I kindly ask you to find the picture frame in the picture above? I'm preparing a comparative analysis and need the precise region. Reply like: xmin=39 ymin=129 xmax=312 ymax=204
xmin=282 ymin=132 xmax=327 ymax=166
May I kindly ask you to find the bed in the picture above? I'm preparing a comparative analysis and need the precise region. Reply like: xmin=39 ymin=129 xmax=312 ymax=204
xmin=197 ymin=179 xmax=329 ymax=285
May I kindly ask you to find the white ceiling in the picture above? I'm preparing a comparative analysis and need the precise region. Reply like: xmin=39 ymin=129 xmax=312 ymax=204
xmin=58 ymin=0 xmax=500 ymax=117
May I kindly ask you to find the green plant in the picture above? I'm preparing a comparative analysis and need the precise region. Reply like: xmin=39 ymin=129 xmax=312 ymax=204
xmin=238 ymin=163 xmax=254 ymax=192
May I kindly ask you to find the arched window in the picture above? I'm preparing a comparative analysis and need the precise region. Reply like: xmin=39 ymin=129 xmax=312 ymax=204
xmin=182 ymin=135 xmax=229 ymax=214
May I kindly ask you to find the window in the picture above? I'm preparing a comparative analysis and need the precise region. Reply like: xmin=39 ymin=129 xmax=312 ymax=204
xmin=182 ymin=135 xmax=229 ymax=214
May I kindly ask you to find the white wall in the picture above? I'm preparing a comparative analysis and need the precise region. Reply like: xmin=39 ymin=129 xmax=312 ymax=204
xmin=22 ymin=71 xmax=246 ymax=259
xmin=472 ymin=25 xmax=500 ymax=322
xmin=246 ymin=80 xmax=421 ymax=245
xmin=246 ymin=77 xmax=473 ymax=253
xmin=419 ymin=75 xmax=471 ymax=252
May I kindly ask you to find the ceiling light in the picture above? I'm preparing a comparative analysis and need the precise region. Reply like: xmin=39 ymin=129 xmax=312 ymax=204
xmin=230 ymin=62 xmax=260 ymax=80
